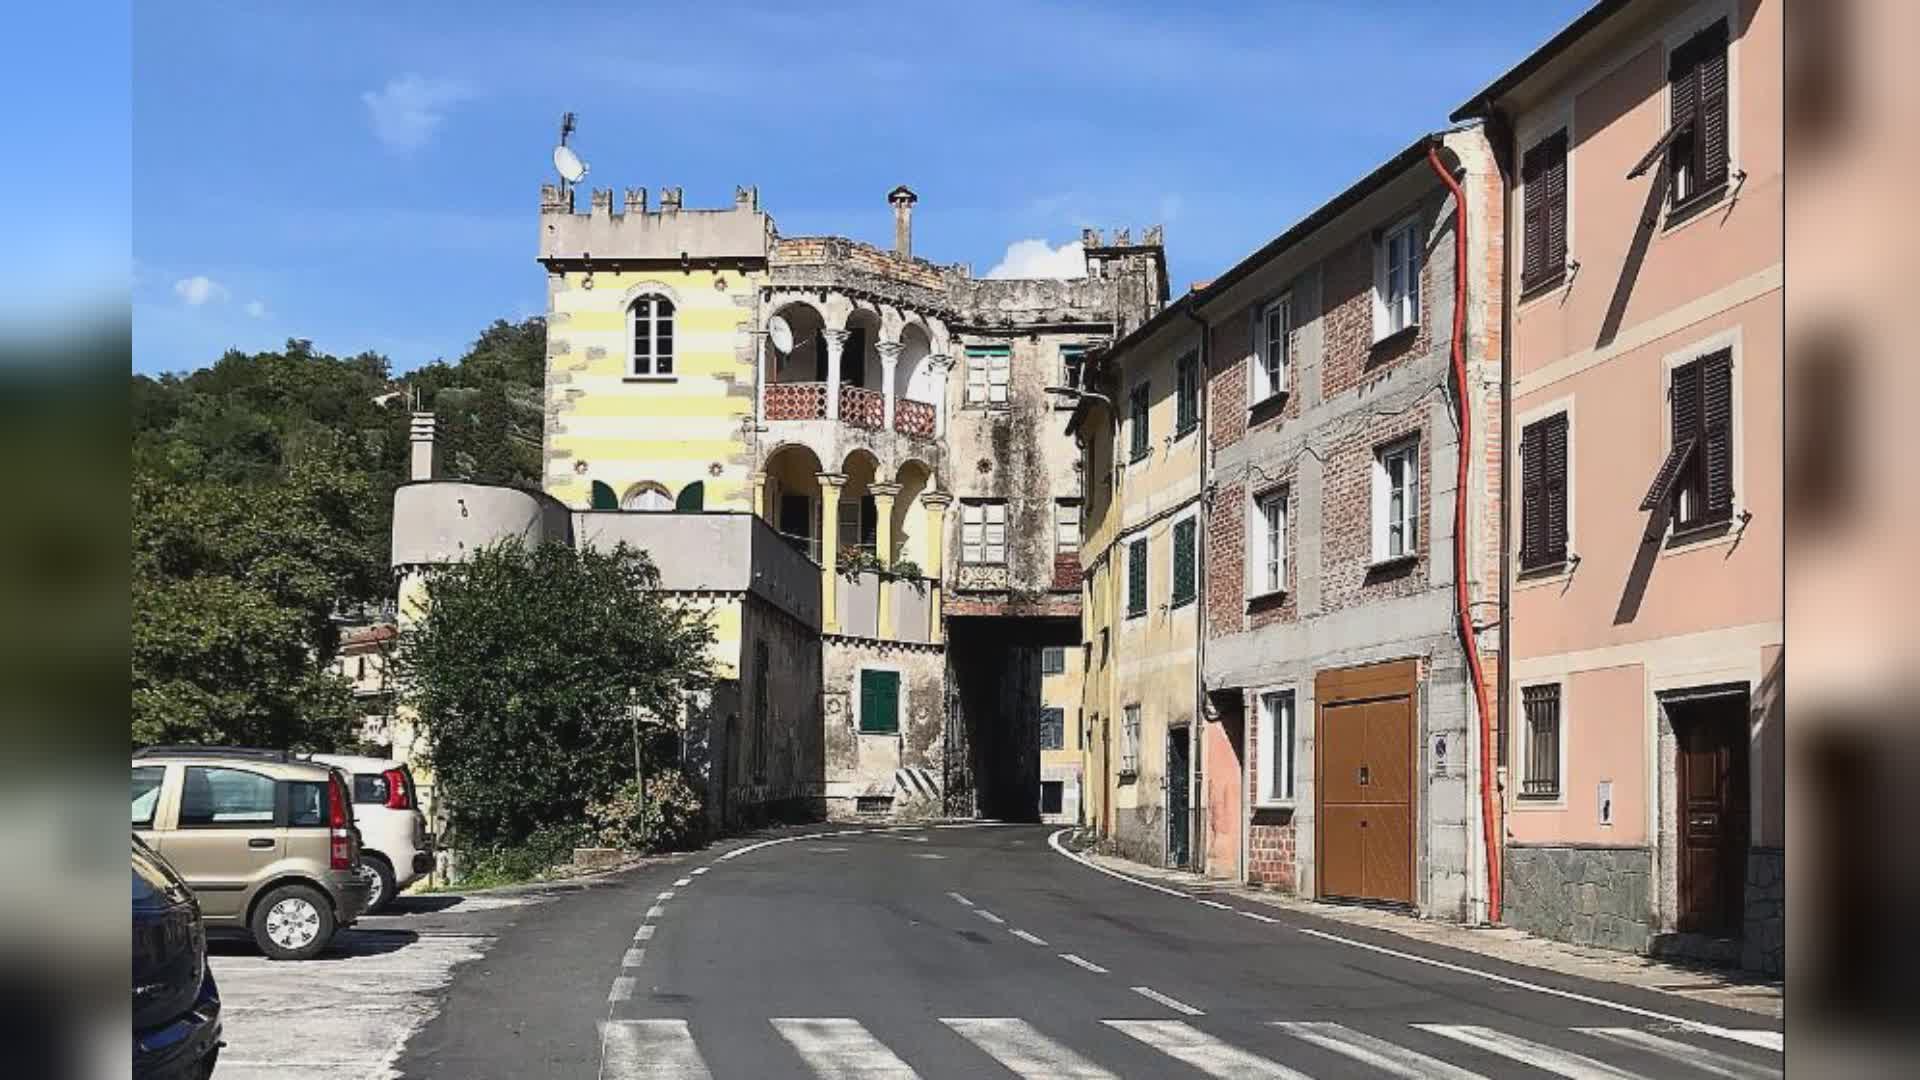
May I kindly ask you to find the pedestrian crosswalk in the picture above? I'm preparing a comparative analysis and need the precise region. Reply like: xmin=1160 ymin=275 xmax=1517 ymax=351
xmin=596 ymin=1015 xmax=1781 ymax=1079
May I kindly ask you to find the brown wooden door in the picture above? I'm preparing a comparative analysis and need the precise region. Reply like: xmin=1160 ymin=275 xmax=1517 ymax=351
xmin=1675 ymin=695 xmax=1750 ymax=934
xmin=1315 ymin=663 xmax=1417 ymax=906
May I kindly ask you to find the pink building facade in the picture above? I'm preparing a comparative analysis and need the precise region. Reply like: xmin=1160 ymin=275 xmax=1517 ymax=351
xmin=1455 ymin=0 xmax=1782 ymax=973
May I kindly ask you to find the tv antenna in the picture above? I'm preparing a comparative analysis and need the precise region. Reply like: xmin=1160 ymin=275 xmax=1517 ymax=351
xmin=553 ymin=111 xmax=588 ymax=194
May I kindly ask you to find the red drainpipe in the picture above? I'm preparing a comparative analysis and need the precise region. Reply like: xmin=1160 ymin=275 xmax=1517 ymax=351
xmin=1426 ymin=142 xmax=1502 ymax=923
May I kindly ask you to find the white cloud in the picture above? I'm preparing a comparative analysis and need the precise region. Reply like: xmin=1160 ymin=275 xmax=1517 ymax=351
xmin=244 ymin=299 xmax=269 ymax=319
xmin=361 ymin=75 xmax=472 ymax=152
xmin=172 ymin=275 xmax=229 ymax=306
xmin=984 ymin=238 xmax=1086 ymax=280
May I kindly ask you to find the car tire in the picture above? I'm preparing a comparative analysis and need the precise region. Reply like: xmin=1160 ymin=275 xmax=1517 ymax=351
xmin=360 ymin=853 xmax=397 ymax=914
xmin=251 ymin=883 xmax=336 ymax=961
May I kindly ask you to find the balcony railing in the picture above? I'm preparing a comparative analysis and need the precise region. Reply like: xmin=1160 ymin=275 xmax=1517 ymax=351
xmin=895 ymin=398 xmax=935 ymax=438
xmin=766 ymin=382 xmax=827 ymax=421
xmin=840 ymin=385 xmax=884 ymax=430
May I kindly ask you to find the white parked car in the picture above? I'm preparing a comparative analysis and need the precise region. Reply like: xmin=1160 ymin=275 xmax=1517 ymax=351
xmin=308 ymin=754 xmax=433 ymax=912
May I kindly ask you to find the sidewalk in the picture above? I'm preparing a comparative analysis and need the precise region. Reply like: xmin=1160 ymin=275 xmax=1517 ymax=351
xmin=1074 ymin=846 xmax=1783 ymax=1020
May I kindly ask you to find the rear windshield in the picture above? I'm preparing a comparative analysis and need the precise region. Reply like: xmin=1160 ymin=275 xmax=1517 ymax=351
xmin=352 ymin=773 xmax=390 ymax=805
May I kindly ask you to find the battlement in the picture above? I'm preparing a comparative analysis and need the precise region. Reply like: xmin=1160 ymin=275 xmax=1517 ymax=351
xmin=538 ymin=183 xmax=771 ymax=264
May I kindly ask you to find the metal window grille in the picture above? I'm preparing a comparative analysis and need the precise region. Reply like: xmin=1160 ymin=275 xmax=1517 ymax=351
xmin=1522 ymin=683 xmax=1561 ymax=797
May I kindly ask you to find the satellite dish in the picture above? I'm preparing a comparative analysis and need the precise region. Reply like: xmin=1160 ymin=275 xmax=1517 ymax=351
xmin=553 ymin=145 xmax=588 ymax=184
xmin=767 ymin=314 xmax=795 ymax=353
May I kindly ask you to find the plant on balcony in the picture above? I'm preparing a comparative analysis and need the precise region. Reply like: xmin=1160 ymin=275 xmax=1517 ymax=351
xmin=837 ymin=547 xmax=887 ymax=582
xmin=889 ymin=559 xmax=929 ymax=594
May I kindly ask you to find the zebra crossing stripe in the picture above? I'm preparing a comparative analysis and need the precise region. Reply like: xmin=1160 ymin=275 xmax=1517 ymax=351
xmin=771 ymin=1017 xmax=919 ymax=1079
xmin=1272 ymin=1021 xmax=1489 ymax=1079
xmin=1104 ymin=1020 xmax=1310 ymax=1079
xmin=1577 ymin=1028 xmax=1781 ymax=1080
xmin=600 ymin=1019 xmax=713 ymax=1079
xmin=1129 ymin=986 xmax=1203 ymax=1016
xmin=943 ymin=1018 xmax=1118 ymax=1079
xmin=1415 ymin=1024 xmax=1645 ymax=1079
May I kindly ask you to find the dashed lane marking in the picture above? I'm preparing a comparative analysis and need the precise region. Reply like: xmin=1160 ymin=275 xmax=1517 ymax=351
xmin=1129 ymin=986 xmax=1204 ymax=1016
xmin=1236 ymin=910 xmax=1279 ymax=924
xmin=674 ymin=877 xmax=692 ymax=887
xmin=645 ymin=904 xmax=666 ymax=919
xmin=975 ymin=910 xmax=1006 ymax=925
xmin=657 ymin=891 xmax=675 ymax=900
xmin=1010 ymin=929 xmax=1049 ymax=946
xmin=608 ymin=976 xmax=636 ymax=1003
xmin=946 ymin=891 xmax=973 ymax=907
xmin=1060 ymin=953 xmax=1109 ymax=974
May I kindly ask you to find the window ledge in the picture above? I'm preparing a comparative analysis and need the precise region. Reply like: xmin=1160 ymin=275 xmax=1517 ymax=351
xmin=1170 ymin=596 xmax=1196 ymax=611
xmin=1128 ymin=450 xmax=1153 ymax=465
xmin=1518 ymin=271 xmax=1567 ymax=303
xmin=1370 ymin=323 xmax=1418 ymax=350
xmin=1245 ymin=588 xmax=1289 ymax=607
xmin=1253 ymin=799 xmax=1296 ymax=812
xmin=1174 ymin=422 xmax=1199 ymax=441
xmin=1664 ymin=183 xmax=1731 ymax=231
xmin=1367 ymin=553 xmax=1420 ymax=572
xmin=1516 ymin=558 xmax=1572 ymax=584
xmin=624 ymin=374 xmax=679 ymax=383
xmin=1664 ymin=516 xmax=1736 ymax=552
xmin=1248 ymin=391 xmax=1289 ymax=422
xmin=1511 ymin=794 xmax=1566 ymax=810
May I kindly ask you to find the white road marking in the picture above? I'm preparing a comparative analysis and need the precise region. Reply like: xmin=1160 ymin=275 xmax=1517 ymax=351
xmin=1059 ymin=953 xmax=1108 ymax=974
xmin=646 ymin=904 xmax=666 ymax=919
xmin=635 ymin=925 xmax=655 ymax=942
xmin=608 ymin=976 xmax=637 ymax=1003
xmin=674 ymin=877 xmax=693 ymax=887
xmin=1105 ymin=1020 xmax=1307 ymax=1078
xmin=692 ymin=867 xmax=710 ymax=875
xmin=622 ymin=948 xmax=646 ymax=968
xmin=910 ymin=853 xmax=947 ymax=860
xmin=975 ymin=909 xmax=1006 ymax=925
xmin=1578 ymin=1027 xmax=1781 ymax=1080
xmin=943 ymin=1018 xmax=1118 ymax=1078
xmin=1416 ymin=1024 xmax=1644 ymax=1079
xmin=1129 ymin=985 xmax=1204 ymax=1016
xmin=657 ymin=891 xmax=676 ymax=900
xmin=1010 ymin=929 xmax=1049 ymax=946
xmin=1197 ymin=899 xmax=1231 ymax=910
xmin=599 ymin=1018 xmax=713 ymax=1079
xmin=1273 ymin=1021 xmax=1490 ymax=1079
xmin=946 ymin=891 xmax=973 ymax=907
xmin=771 ymin=1017 xmax=918 ymax=1078
xmin=1049 ymin=826 xmax=1783 ymax=1054
xmin=1236 ymin=909 xmax=1279 ymax=923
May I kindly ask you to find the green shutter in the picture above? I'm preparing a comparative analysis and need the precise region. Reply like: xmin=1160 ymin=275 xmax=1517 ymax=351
xmin=590 ymin=481 xmax=618 ymax=510
xmin=1127 ymin=539 xmax=1147 ymax=617
xmin=1130 ymin=384 xmax=1150 ymax=460
xmin=1172 ymin=518 xmax=1196 ymax=607
xmin=675 ymin=481 xmax=705 ymax=511
xmin=860 ymin=670 xmax=900 ymax=734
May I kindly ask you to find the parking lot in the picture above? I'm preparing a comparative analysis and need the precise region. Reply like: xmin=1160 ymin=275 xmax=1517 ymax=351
xmin=207 ymin=891 xmax=537 ymax=1080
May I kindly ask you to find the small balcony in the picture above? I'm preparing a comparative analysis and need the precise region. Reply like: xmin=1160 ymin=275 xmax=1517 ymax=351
xmin=766 ymin=381 xmax=828 ymax=421
xmin=895 ymin=398 xmax=935 ymax=438
xmin=840 ymin=385 xmax=885 ymax=431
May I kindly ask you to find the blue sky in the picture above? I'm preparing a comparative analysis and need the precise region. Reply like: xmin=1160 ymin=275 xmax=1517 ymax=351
xmin=128 ymin=1 xmax=1587 ymax=375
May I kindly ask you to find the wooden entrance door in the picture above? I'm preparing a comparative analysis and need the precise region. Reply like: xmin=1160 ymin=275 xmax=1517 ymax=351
xmin=1167 ymin=727 xmax=1191 ymax=869
xmin=1316 ymin=662 xmax=1417 ymax=906
xmin=1674 ymin=692 xmax=1751 ymax=935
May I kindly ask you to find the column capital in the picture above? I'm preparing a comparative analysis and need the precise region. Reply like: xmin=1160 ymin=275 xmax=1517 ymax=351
xmin=821 ymin=328 xmax=851 ymax=346
xmin=919 ymin=490 xmax=955 ymax=508
xmin=875 ymin=340 xmax=904 ymax=359
xmin=927 ymin=352 xmax=954 ymax=371
xmin=867 ymin=482 xmax=903 ymax=499
xmin=816 ymin=471 xmax=848 ymax=489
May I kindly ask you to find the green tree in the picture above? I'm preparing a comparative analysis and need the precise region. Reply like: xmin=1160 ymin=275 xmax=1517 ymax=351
xmin=395 ymin=539 xmax=716 ymax=849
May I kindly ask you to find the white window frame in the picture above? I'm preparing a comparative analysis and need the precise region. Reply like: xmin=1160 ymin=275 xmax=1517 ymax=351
xmin=1372 ymin=215 xmax=1422 ymax=342
xmin=1514 ymin=677 xmax=1569 ymax=810
xmin=1250 ymin=487 xmax=1287 ymax=597
xmin=1371 ymin=436 xmax=1421 ymax=564
xmin=1054 ymin=499 xmax=1080 ymax=555
xmin=1121 ymin=704 xmax=1141 ymax=777
xmin=1253 ymin=293 xmax=1292 ymax=402
xmin=1255 ymin=688 xmax=1297 ymax=806
xmin=628 ymin=294 xmax=676 ymax=377
xmin=960 ymin=500 xmax=1007 ymax=564
xmin=966 ymin=346 xmax=1010 ymax=405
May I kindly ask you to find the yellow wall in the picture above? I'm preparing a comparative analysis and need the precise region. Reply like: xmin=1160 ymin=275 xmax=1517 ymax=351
xmin=544 ymin=267 xmax=765 ymax=511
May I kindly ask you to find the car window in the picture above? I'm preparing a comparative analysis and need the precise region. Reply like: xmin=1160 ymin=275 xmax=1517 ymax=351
xmin=352 ymin=773 xmax=390 ymax=805
xmin=131 ymin=766 xmax=164 ymax=828
xmin=287 ymin=780 xmax=328 ymax=827
xmin=178 ymin=766 xmax=276 ymax=828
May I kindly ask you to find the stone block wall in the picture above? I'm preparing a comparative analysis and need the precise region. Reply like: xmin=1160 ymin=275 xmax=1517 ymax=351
xmin=1502 ymin=844 xmax=1653 ymax=953
xmin=1741 ymin=847 xmax=1784 ymax=975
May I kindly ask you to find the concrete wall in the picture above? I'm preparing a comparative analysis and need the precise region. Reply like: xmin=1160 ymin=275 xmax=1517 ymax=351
xmin=722 ymin=590 xmax=825 ymax=826
xmin=391 ymin=481 xmax=573 ymax=568
xmin=574 ymin=510 xmax=820 ymax=628
xmin=540 ymin=185 xmax=770 ymax=264
xmin=822 ymin=640 xmax=947 ymax=820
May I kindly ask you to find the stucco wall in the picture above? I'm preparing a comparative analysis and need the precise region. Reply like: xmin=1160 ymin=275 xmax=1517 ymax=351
xmin=821 ymin=640 xmax=946 ymax=820
xmin=722 ymin=591 xmax=825 ymax=825
xmin=391 ymin=481 xmax=572 ymax=568
xmin=573 ymin=510 xmax=820 ymax=628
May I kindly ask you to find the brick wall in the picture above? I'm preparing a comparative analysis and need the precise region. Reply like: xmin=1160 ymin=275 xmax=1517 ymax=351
xmin=1205 ymin=481 xmax=1245 ymax=640
xmin=1243 ymin=687 xmax=1298 ymax=889
xmin=1208 ymin=347 xmax=1247 ymax=451
xmin=1319 ymin=222 xmax=1433 ymax=402
xmin=1317 ymin=404 xmax=1433 ymax=616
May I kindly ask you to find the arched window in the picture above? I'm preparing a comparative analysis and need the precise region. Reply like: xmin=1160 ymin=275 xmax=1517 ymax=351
xmin=630 ymin=296 xmax=675 ymax=376
xmin=590 ymin=480 xmax=619 ymax=510
xmin=674 ymin=481 xmax=705 ymax=512
xmin=623 ymin=482 xmax=673 ymax=512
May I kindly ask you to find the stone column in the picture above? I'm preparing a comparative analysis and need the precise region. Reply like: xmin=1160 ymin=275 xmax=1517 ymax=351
xmin=920 ymin=490 xmax=954 ymax=644
xmin=822 ymin=329 xmax=850 ymax=421
xmin=869 ymin=482 xmax=901 ymax=640
xmin=817 ymin=472 xmax=846 ymax=634
xmin=877 ymin=341 xmax=902 ymax=434
xmin=928 ymin=354 xmax=953 ymax=437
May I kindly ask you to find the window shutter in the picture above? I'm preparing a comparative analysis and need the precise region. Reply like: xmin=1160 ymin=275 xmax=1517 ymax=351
xmin=1544 ymin=133 xmax=1569 ymax=277
xmin=1669 ymin=37 xmax=1699 ymax=126
xmin=1521 ymin=141 xmax=1548 ymax=287
xmin=1702 ymin=349 xmax=1734 ymax=520
xmin=1520 ymin=420 xmax=1546 ymax=567
xmin=860 ymin=669 xmax=899 ymax=733
xmin=1671 ymin=359 xmax=1702 ymax=445
xmin=1172 ymin=518 xmax=1195 ymax=606
xmin=1544 ymin=413 xmax=1569 ymax=563
xmin=1128 ymin=539 xmax=1147 ymax=615
xmin=1698 ymin=23 xmax=1731 ymax=190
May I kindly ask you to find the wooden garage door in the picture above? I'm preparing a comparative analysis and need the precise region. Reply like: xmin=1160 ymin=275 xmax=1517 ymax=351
xmin=1316 ymin=662 xmax=1417 ymax=906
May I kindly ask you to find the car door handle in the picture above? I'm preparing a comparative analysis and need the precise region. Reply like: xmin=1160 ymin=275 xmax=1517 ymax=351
xmin=248 ymin=837 xmax=274 ymax=849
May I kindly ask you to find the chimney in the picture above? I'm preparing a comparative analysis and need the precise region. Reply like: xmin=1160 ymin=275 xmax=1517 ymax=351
xmin=409 ymin=412 xmax=440 ymax=481
xmin=888 ymin=185 xmax=918 ymax=258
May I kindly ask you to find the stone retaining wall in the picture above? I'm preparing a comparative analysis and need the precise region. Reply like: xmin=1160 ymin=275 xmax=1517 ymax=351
xmin=1741 ymin=847 xmax=1784 ymax=975
xmin=1503 ymin=844 xmax=1652 ymax=953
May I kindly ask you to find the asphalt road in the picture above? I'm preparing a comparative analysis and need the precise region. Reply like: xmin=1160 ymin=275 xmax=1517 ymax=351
xmin=394 ymin=823 xmax=1782 ymax=1079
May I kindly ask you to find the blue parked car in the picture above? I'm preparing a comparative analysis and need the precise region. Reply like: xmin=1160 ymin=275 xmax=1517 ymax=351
xmin=133 ymin=835 xmax=222 ymax=1079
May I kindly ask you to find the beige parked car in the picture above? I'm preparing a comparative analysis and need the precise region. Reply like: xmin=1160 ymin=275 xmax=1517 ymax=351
xmin=131 ymin=747 xmax=372 ymax=960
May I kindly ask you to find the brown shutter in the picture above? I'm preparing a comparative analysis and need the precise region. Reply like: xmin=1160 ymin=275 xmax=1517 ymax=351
xmin=1520 ymin=141 xmax=1548 ymax=287
xmin=1544 ymin=412 xmax=1569 ymax=563
xmin=1671 ymin=358 xmax=1702 ymax=444
xmin=1702 ymin=349 xmax=1734 ymax=520
xmin=1520 ymin=420 xmax=1546 ymax=567
xmin=1544 ymin=133 xmax=1569 ymax=277
xmin=1698 ymin=22 xmax=1731 ymax=190
xmin=1669 ymin=36 xmax=1699 ymax=124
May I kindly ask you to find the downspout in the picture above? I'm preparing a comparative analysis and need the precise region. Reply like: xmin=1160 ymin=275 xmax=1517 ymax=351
xmin=1185 ymin=302 xmax=1210 ymax=877
xmin=1426 ymin=142 xmax=1502 ymax=923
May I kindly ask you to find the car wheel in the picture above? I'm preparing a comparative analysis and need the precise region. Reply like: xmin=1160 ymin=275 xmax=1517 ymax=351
xmin=251 ymin=883 xmax=335 ymax=961
xmin=359 ymin=854 xmax=397 ymax=914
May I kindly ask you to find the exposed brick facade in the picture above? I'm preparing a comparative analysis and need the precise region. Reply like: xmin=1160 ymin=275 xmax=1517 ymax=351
xmin=1204 ymin=481 xmax=1245 ymax=639
xmin=1315 ymin=405 xmax=1433 ymax=615
xmin=1244 ymin=687 xmax=1297 ymax=889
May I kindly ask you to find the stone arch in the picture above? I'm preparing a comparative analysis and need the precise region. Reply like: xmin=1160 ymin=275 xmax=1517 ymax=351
xmin=768 ymin=300 xmax=829 ymax=384
xmin=621 ymin=481 xmax=673 ymax=511
xmin=840 ymin=308 xmax=883 ymax=391
xmin=896 ymin=321 xmax=936 ymax=404
xmin=892 ymin=458 xmax=934 ymax=567
xmin=837 ymin=448 xmax=882 ymax=558
xmin=763 ymin=443 xmax=825 ymax=560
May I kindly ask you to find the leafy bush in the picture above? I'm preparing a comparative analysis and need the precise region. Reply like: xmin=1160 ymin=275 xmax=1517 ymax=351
xmin=450 ymin=824 xmax=590 ymax=888
xmin=587 ymin=774 xmax=708 ymax=853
